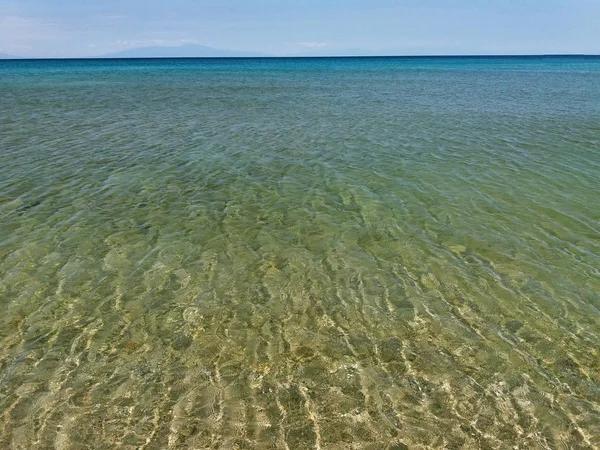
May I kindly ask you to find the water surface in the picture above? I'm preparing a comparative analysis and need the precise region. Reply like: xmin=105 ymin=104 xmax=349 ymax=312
xmin=1 ymin=56 xmax=600 ymax=449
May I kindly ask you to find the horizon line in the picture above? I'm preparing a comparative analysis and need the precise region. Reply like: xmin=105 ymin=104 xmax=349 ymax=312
xmin=1 ymin=53 xmax=599 ymax=61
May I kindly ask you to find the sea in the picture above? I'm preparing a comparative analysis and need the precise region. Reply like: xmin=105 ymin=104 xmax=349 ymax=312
xmin=1 ymin=56 xmax=599 ymax=449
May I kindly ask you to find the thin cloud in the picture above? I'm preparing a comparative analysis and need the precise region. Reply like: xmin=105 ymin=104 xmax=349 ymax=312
xmin=298 ymin=41 xmax=329 ymax=48
xmin=0 ymin=15 xmax=62 ymax=55
xmin=115 ymin=38 xmax=200 ymax=48
xmin=94 ymin=14 xmax=127 ymax=20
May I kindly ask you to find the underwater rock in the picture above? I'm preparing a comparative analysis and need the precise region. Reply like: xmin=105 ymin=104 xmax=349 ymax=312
xmin=447 ymin=244 xmax=467 ymax=255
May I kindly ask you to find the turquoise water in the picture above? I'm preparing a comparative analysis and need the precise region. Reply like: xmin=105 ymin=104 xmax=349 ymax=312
xmin=1 ymin=56 xmax=599 ymax=448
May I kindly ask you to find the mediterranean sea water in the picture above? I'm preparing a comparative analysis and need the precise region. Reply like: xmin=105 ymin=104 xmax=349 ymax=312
xmin=1 ymin=56 xmax=599 ymax=449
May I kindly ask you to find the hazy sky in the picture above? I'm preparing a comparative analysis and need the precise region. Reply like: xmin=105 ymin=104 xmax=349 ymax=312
xmin=1 ymin=0 xmax=599 ymax=57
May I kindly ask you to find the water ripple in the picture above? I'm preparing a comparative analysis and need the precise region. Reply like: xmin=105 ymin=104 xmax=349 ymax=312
xmin=1 ymin=57 xmax=600 ymax=448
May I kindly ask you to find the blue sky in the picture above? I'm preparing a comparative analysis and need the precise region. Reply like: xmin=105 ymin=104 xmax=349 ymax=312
xmin=1 ymin=0 xmax=599 ymax=57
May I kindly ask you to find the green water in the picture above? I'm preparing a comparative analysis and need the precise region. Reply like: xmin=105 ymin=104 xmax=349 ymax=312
xmin=1 ymin=57 xmax=599 ymax=449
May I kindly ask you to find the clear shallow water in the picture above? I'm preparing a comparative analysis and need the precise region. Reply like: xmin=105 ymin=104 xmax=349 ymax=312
xmin=1 ymin=56 xmax=599 ymax=449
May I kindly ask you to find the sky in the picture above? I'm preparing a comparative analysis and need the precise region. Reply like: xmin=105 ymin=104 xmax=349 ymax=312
xmin=1 ymin=0 xmax=599 ymax=58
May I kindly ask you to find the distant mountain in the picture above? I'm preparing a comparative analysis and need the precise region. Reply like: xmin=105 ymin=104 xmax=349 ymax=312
xmin=102 ymin=44 xmax=270 ymax=58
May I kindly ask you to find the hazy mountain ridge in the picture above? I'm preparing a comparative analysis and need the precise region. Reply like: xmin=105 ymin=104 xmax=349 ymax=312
xmin=102 ymin=44 xmax=270 ymax=58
